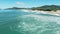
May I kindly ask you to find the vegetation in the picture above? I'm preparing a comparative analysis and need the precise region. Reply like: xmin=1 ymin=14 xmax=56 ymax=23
xmin=5 ymin=7 xmax=31 ymax=10
xmin=31 ymin=5 xmax=60 ymax=11
xmin=4 ymin=5 xmax=60 ymax=11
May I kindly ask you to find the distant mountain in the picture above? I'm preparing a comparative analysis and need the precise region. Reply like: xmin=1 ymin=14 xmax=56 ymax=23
xmin=31 ymin=5 xmax=60 ymax=11
xmin=4 ymin=5 xmax=60 ymax=11
xmin=5 ymin=7 xmax=31 ymax=10
xmin=0 ymin=9 xmax=1 ymax=10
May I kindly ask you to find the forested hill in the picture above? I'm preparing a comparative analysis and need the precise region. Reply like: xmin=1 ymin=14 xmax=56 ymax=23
xmin=31 ymin=5 xmax=60 ymax=11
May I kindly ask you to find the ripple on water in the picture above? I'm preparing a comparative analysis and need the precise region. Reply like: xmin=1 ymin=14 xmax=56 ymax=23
xmin=10 ymin=14 xmax=60 ymax=34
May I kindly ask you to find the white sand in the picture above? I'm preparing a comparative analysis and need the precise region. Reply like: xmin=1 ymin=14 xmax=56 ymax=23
xmin=21 ymin=9 xmax=60 ymax=16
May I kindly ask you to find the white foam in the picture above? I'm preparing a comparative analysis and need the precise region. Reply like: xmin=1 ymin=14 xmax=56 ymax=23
xmin=56 ymin=30 xmax=60 ymax=34
xmin=21 ymin=10 xmax=60 ymax=16
xmin=57 ymin=21 xmax=60 ymax=25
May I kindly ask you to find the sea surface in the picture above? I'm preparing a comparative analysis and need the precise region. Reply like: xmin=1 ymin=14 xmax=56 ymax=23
xmin=0 ymin=10 xmax=60 ymax=34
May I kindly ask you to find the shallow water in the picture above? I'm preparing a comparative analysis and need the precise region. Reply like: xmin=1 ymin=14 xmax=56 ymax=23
xmin=0 ymin=10 xmax=60 ymax=34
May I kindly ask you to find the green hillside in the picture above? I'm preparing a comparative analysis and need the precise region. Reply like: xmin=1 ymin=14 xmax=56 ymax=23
xmin=32 ymin=5 xmax=60 ymax=11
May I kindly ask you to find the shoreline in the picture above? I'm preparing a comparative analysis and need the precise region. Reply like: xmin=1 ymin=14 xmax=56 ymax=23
xmin=34 ymin=10 xmax=60 ymax=16
xmin=21 ymin=9 xmax=60 ymax=16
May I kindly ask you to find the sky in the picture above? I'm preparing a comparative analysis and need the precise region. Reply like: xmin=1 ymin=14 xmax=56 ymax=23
xmin=0 ymin=0 xmax=60 ymax=9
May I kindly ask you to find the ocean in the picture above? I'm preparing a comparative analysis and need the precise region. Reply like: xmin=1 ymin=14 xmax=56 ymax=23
xmin=0 ymin=10 xmax=60 ymax=34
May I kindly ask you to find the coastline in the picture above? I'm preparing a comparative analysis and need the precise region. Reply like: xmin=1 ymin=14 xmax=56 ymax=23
xmin=21 ymin=9 xmax=60 ymax=16
xmin=33 ymin=10 xmax=60 ymax=16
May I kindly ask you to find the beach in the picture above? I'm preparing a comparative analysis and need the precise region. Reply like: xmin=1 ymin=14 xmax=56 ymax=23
xmin=21 ymin=9 xmax=60 ymax=16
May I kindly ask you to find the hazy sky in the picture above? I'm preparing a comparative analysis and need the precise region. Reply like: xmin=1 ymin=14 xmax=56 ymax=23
xmin=0 ymin=0 xmax=60 ymax=9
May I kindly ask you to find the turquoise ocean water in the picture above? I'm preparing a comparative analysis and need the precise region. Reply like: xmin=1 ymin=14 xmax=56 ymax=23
xmin=0 ymin=10 xmax=60 ymax=34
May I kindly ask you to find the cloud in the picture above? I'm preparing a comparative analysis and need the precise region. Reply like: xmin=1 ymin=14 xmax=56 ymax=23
xmin=16 ymin=2 xmax=25 ymax=8
xmin=16 ymin=2 xmax=24 ymax=5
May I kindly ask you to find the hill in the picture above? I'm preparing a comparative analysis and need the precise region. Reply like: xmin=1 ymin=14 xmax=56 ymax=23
xmin=5 ymin=7 xmax=31 ymax=10
xmin=31 ymin=5 xmax=60 ymax=11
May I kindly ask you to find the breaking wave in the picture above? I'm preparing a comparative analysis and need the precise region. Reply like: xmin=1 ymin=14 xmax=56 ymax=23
xmin=0 ymin=10 xmax=60 ymax=34
xmin=10 ymin=14 xmax=60 ymax=34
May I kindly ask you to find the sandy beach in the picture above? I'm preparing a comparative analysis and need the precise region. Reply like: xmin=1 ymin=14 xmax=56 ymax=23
xmin=21 ymin=9 xmax=60 ymax=16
